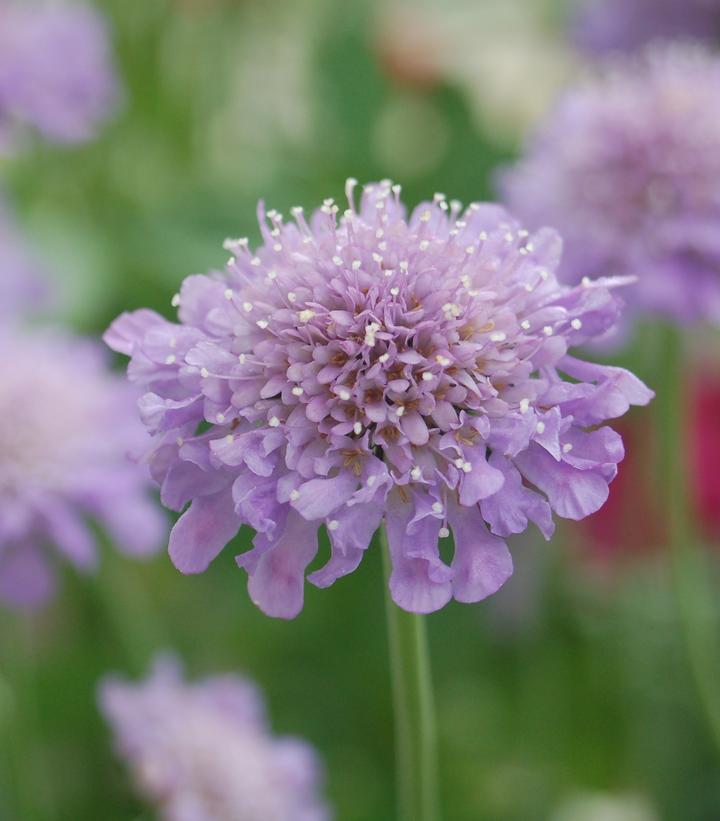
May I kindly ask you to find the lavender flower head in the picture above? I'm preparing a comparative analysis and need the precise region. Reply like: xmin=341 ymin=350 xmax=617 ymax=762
xmin=0 ymin=328 xmax=164 ymax=609
xmin=106 ymin=180 xmax=652 ymax=618
xmin=0 ymin=0 xmax=119 ymax=148
xmin=99 ymin=655 xmax=330 ymax=821
xmin=571 ymin=0 xmax=720 ymax=55
xmin=501 ymin=43 xmax=720 ymax=326
xmin=0 ymin=199 xmax=49 ymax=318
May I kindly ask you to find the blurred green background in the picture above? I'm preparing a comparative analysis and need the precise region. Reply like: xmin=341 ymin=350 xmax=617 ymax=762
xmin=2 ymin=1 xmax=720 ymax=819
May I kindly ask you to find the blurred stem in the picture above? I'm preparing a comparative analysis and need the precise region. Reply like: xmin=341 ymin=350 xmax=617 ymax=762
xmin=658 ymin=324 xmax=720 ymax=750
xmin=2 ymin=617 xmax=56 ymax=821
xmin=380 ymin=525 xmax=440 ymax=821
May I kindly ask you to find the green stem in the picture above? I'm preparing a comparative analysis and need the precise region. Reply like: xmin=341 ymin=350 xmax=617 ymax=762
xmin=657 ymin=324 xmax=720 ymax=750
xmin=380 ymin=524 xmax=440 ymax=821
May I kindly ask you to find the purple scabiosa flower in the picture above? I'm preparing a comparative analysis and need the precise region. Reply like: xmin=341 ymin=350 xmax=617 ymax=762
xmin=99 ymin=655 xmax=330 ymax=821
xmin=106 ymin=180 xmax=652 ymax=618
xmin=0 ymin=328 xmax=163 ymax=609
xmin=0 ymin=0 xmax=119 ymax=148
xmin=501 ymin=43 xmax=720 ymax=326
xmin=571 ymin=0 xmax=720 ymax=56
xmin=0 ymin=198 xmax=49 ymax=319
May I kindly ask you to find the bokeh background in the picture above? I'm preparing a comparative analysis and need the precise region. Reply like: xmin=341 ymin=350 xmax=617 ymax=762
xmin=2 ymin=0 xmax=720 ymax=819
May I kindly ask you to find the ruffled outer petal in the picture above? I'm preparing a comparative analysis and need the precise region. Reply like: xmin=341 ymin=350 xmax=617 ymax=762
xmin=239 ymin=511 xmax=319 ymax=619
xmin=169 ymin=488 xmax=239 ymax=573
xmin=448 ymin=500 xmax=513 ymax=603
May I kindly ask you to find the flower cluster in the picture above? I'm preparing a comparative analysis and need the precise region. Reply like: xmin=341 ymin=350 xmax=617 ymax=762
xmin=571 ymin=0 xmax=720 ymax=55
xmin=501 ymin=43 xmax=720 ymax=326
xmin=0 ymin=0 xmax=119 ymax=148
xmin=107 ymin=180 xmax=652 ymax=618
xmin=99 ymin=655 xmax=330 ymax=821
xmin=0 ymin=328 xmax=163 ymax=609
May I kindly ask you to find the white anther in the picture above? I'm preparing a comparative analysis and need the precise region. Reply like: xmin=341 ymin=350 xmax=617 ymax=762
xmin=571 ymin=318 xmax=583 ymax=330
xmin=399 ymin=260 xmax=409 ymax=271
xmin=490 ymin=331 xmax=507 ymax=343
xmin=290 ymin=489 xmax=300 ymax=502
xmin=287 ymin=292 xmax=297 ymax=303
xmin=364 ymin=322 xmax=381 ymax=347
xmin=442 ymin=303 xmax=461 ymax=319
xmin=536 ymin=421 xmax=546 ymax=434
xmin=461 ymin=461 xmax=472 ymax=473
xmin=367 ymin=475 xmax=377 ymax=487
xmin=216 ymin=413 xmax=225 ymax=423
xmin=521 ymin=320 xmax=531 ymax=330
xmin=376 ymin=228 xmax=384 ymax=238
xmin=238 ymin=353 xmax=247 ymax=364
xmin=269 ymin=416 xmax=280 ymax=427
xmin=432 ymin=501 xmax=443 ymax=514
xmin=524 ymin=283 xmax=534 ymax=292
xmin=225 ymin=434 xmax=234 ymax=444
xmin=243 ymin=301 xmax=253 ymax=312
xmin=395 ymin=406 xmax=405 ymax=417
xmin=519 ymin=398 xmax=530 ymax=414
xmin=372 ymin=253 xmax=383 ymax=263
xmin=328 ymin=519 xmax=340 ymax=531
xmin=465 ymin=245 xmax=475 ymax=255
xmin=332 ymin=256 xmax=343 ymax=266
xmin=298 ymin=309 xmax=316 ymax=323
xmin=582 ymin=276 xmax=592 ymax=287
xmin=200 ymin=367 xmax=209 ymax=378
xmin=390 ymin=287 xmax=400 ymax=296
xmin=378 ymin=353 xmax=390 ymax=363
xmin=420 ymin=210 xmax=431 ymax=222
xmin=539 ymin=269 xmax=549 ymax=280
xmin=436 ymin=355 xmax=451 ymax=367
xmin=543 ymin=325 xmax=553 ymax=336
xmin=250 ymin=257 xmax=261 ymax=266
xmin=352 ymin=260 xmax=362 ymax=270
xmin=439 ymin=527 xmax=450 ymax=538
xmin=338 ymin=388 xmax=351 ymax=401
xmin=176 ymin=436 xmax=184 ymax=447
xmin=353 ymin=422 xmax=363 ymax=435
xmin=292 ymin=386 xmax=304 ymax=396
xmin=165 ymin=354 xmax=176 ymax=365
xmin=422 ymin=372 xmax=433 ymax=382
xmin=454 ymin=457 xmax=465 ymax=468
xmin=562 ymin=443 xmax=573 ymax=453
xmin=171 ymin=293 xmax=181 ymax=307
xmin=256 ymin=319 xmax=269 ymax=329
xmin=267 ymin=270 xmax=277 ymax=280
xmin=419 ymin=240 xmax=429 ymax=251
xmin=273 ymin=243 xmax=282 ymax=253
xmin=410 ymin=466 xmax=422 ymax=481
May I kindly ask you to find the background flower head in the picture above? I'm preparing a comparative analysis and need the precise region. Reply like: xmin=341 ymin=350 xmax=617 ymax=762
xmin=107 ymin=180 xmax=651 ymax=618
xmin=0 ymin=328 xmax=163 ymax=609
xmin=0 ymin=0 xmax=120 ymax=149
xmin=99 ymin=654 xmax=330 ymax=821
xmin=0 ymin=198 xmax=50 ymax=319
xmin=500 ymin=42 xmax=720 ymax=326
xmin=571 ymin=0 xmax=720 ymax=55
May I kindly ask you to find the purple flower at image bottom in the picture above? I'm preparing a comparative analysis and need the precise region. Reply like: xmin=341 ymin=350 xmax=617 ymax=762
xmin=106 ymin=180 xmax=652 ymax=619
xmin=501 ymin=42 xmax=720 ymax=327
xmin=99 ymin=655 xmax=330 ymax=821
xmin=0 ymin=328 xmax=164 ymax=609
xmin=0 ymin=0 xmax=120 ymax=148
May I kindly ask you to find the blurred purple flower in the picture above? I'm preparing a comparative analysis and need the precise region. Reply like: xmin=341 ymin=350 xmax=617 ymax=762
xmin=0 ymin=198 xmax=50 ymax=318
xmin=501 ymin=43 xmax=720 ymax=326
xmin=0 ymin=328 xmax=164 ymax=610
xmin=0 ymin=0 xmax=120 ymax=148
xmin=106 ymin=180 xmax=652 ymax=618
xmin=99 ymin=655 xmax=330 ymax=821
xmin=571 ymin=0 xmax=720 ymax=55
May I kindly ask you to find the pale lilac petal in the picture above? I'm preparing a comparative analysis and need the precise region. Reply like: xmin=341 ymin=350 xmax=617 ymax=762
xmin=169 ymin=489 xmax=239 ymax=573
